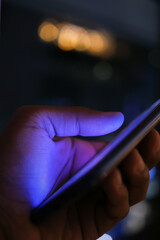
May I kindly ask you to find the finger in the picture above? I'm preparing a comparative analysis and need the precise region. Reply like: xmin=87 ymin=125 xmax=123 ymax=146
xmin=120 ymin=149 xmax=150 ymax=205
xmin=13 ymin=106 xmax=124 ymax=139
xmin=95 ymin=169 xmax=129 ymax=234
xmin=102 ymin=168 xmax=129 ymax=220
xmin=69 ymin=138 xmax=107 ymax=175
xmin=137 ymin=129 xmax=160 ymax=170
xmin=74 ymin=169 xmax=129 ymax=238
xmin=47 ymin=137 xmax=107 ymax=193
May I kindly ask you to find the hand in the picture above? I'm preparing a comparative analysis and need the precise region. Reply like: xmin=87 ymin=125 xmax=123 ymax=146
xmin=0 ymin=106 xmax=159 ymax=240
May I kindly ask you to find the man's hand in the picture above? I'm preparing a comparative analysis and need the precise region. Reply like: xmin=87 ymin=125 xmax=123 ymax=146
xmin=0 ymin=106 xmax=159 ymax=240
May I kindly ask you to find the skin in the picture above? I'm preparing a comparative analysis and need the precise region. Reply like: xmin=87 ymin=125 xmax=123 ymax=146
xmin=0 ymin=106 xmax=160 ymax=240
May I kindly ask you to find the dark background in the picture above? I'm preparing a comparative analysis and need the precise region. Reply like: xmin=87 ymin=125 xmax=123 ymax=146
xmin=1 ymin=0 xmax=160 ymax=239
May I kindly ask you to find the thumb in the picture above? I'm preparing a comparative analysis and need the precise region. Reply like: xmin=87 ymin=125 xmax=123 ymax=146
xmin=11 ymin=106 xmax=124 ymax=138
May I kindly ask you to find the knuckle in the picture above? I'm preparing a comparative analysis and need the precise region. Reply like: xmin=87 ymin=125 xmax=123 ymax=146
xmin=130 ymin=149 xmax=139 ymax=159
xmin=140 ymin=167 xmax=150 ymax=184
xmin=132 ymin=190 xmax=147 ymax=205
xmin=120 ymin=200 xmax=130 ymax=219
xmin=140 ymin=192 xmax=147 ymax=202
xmin=149 ymin=154 xmax=160 ymax=169
xmin=109 ymin=203 xmax=130 ymax=222
xmin=122 ymin=205 xmax=130 ymax=219
xmin=132 ymin=165 xmax=150 ymax=187
xmin=152 ymin=129 xmax=160 ymax=151
xmin=119 ymin=188 xmax=128 ymax=202
xmin=108 ymin=190 xmax=130 ymax=221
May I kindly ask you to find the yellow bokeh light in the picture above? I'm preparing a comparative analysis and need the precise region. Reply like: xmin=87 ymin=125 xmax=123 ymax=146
xmin=38 ymin=20 xmax=116 ymax=58
xmin=87 ymin=31 xmax=116 ymax=57
xmin=58 ymin=24 xmax=90 ymax=52
xmin=88 ymin=31 xmax=106 ymax=54
xmin=58 ymin=24 xmax=77 ymax=51
xmin=74 ymin=28 xmax=90 ymax=51
xmin=38 ymin=21 xmax=59 ymax=42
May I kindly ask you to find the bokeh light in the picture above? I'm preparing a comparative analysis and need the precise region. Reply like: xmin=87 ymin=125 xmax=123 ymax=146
xmin=38 ymin=20 xmax=116 ymax=57
xmin=87 ymin=31 xmax=115 ymax=57
xmin=88 ymin=31 xmax=106 ymax=54
xmin=58 ymin=24 xmax=78 ymax=51
xmin=124 ymin=201 xmax=151 ymax=235
xmin=38 ymin=21 xmax=59 ymax=42
xmin=93 ymin=61 xmax=113 ymax=81
xmin=74 ymin=28 xmax=90 ymax=51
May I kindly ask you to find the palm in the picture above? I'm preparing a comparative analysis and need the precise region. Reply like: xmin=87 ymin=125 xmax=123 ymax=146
xmin=0 ymin=126 xmax=108 ymax=240
xmin=0 ymin=107 xmax=115 ymax=240
xmin=2 ymin=126 xmax=100 ymax=206
xmin=18 ymin=134 xmax=103 ymax=240
xmin=1 ymin=106 xmax=157 ymax=240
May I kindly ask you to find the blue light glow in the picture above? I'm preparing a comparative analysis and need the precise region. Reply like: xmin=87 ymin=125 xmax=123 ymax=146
xmin=97 ymin=234 xmax=113 ymax=240
xmin=149 ymin=167 xmax=156 ymax=180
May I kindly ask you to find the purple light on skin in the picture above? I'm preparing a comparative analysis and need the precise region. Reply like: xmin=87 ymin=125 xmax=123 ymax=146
xmin=10 ymin=108 xmax=124 ymax=208
xmin=30 ymin=100 xmax=160 ymax=208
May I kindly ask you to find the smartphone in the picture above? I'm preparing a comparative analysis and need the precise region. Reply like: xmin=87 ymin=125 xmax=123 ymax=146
xmin=31 ymin=99 xmax=160 ymax=223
